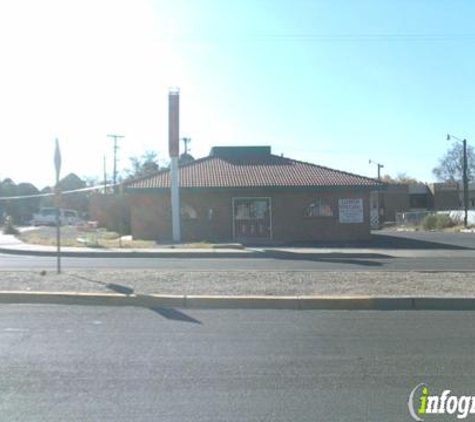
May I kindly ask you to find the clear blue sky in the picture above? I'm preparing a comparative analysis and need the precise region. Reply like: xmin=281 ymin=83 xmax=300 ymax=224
xmin=1 ymin=0 xmax=475 ymax=188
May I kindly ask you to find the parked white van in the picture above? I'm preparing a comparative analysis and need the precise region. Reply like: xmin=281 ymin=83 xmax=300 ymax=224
xmin=31 ymin=208 xmax=84 ymax=226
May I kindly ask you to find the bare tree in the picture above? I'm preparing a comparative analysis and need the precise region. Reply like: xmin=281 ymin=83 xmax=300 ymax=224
xmin=433 ymin=143 xmax=475 ymax=182
xmin=381 ymin=172 xmax=420 ymax=184
xmin=125 ymin=150 xmax=161 ymax=180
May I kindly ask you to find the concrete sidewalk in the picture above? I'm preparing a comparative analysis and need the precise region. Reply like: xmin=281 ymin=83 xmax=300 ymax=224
xmin=0 ymin=233 xmax=253 ymax=258
xmin=2 ymin=232 xmax=475 ymax=258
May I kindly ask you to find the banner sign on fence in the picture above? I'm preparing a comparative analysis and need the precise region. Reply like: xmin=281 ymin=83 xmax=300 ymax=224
xmin=339 ymin=198 xmax=364 ymax=224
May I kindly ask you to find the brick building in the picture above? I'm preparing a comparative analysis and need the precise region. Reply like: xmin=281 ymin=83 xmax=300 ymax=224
xmin=125 ymin=146 xmax=381 ymax=243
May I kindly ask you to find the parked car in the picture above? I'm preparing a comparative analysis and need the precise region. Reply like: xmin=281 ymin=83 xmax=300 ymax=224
xmin=31 ymin=208 xmax=84 ymax=226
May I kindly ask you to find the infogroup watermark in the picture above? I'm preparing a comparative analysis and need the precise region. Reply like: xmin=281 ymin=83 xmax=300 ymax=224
xmin=409 ymin=383 xmax=475 ymax=420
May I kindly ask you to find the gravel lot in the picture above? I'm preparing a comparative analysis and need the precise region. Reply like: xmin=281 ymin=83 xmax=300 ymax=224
xmin=1 ymin=270 xmax=475 ymax=296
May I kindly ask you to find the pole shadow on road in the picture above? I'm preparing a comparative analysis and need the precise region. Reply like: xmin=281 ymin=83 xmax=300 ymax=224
xmin=249 ymin=232 xmax=474 ymax=251
xmin=260 ymin=250 xmax=386 ymax=266
xmin=71 ymin=275 xmax=201 ymax=324
xmin=147 ymin=306 xmax=201 ymax=324
xmin=369 ymin=233 xmax=474 ymax=250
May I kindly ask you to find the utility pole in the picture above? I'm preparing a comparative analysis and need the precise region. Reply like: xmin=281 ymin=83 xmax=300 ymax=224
xmin=103 ymin=155 xmax=107 ymax=194
xmin=182 ymin=137 xmax=191 ymax=154
xmin=463 ymin=138 xmax=469 ymax=228
xmin=447 ymin=134 xmax=470 ymax=228
xmin=107 ymin=134 xmax=124 ymax=193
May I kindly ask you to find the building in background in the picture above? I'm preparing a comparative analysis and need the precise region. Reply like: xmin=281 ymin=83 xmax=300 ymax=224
xmin=125 ymin=146 xmax=381 ymax=243
xmin=378 ymin=181 xmax=475 ymax=226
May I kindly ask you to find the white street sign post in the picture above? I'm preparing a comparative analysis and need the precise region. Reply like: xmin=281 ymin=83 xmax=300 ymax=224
xmin=54 ymin=139 xmax=62 ymax=274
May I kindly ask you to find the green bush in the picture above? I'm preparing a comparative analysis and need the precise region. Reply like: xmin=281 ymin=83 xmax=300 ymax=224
xmin=421 ymin=214 xmax=437 ymax=231
xmin=420 ymin=214 xmax=455 ymax=231
xmin=435 ymin=214 xmax=455 ymax=230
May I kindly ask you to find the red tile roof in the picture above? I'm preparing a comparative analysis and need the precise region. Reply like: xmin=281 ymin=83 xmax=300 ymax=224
xmin=126 ymin=152 xmax=381 ymax=189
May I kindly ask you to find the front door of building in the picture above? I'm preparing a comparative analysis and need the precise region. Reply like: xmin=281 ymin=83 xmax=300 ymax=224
xmin=233 ymin=197 xmax=272 ymax=240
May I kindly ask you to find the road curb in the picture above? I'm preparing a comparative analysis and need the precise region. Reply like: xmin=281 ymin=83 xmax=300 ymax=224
xmin=0 ymin=245 xmax=395 ymax=259
xmin=0 ymin=247 xmax=255 ymax=259
xmin=1 ymin=292 xmax=475 ymax=310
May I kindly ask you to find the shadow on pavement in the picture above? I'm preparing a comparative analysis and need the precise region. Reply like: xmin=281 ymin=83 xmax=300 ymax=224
xmin=367 ymin=233 xmax=473 ymax=250
xmin=260 ymin=250 xmax=386 ymax=266
xmin=73 ymin=275 xmax=136 ymax=295
xmin=70 ymin=275 xmax=201 ymax=324
xmin=247 ymin=232 xmax=473 ymax=251
xmin=105 ymin=283 xmax=134 ymax=295
xmin=147 ymin=306 xmax=201 ymax=324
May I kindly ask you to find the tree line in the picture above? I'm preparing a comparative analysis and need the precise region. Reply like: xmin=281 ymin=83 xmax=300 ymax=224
xmin=0 ymin=151 xmax=169 ymax=224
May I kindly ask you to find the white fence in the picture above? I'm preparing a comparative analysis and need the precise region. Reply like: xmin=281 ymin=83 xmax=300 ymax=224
xmin=441 ymin=210 xmax=475 ymax=226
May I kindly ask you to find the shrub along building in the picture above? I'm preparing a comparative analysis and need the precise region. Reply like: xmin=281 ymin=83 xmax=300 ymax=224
xmin=125 ymin=146 xmax=382 ymax=243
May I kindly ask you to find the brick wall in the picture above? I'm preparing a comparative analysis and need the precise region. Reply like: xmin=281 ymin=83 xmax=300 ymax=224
xmin=429 ymin=183 xmax=461 ymax=211
xmin=381 ymin=184 xmax=410 ymax=221
xmin=129 ymin=189 xmax=371 ymax=242
xmin=89 ymin=193 xmax=130 ymax=234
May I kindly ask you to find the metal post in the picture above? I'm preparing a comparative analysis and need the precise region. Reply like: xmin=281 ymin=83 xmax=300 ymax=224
xmin=56 ymin=196 xmax=61 ymax=274
xmin=113 ymin=138 xmax=117 ymax=188
xmin=54 ymin=139 xmax=62 ymax=274
xmin=118 ymin=183 xmax=125 ymax=248
xmin=447 ymin=134 xmax=470 ymax=227
xmin=103 ymin=155 xmax=107 ymax=194
xmin=463 ymin=139 xmax=468 ymax=227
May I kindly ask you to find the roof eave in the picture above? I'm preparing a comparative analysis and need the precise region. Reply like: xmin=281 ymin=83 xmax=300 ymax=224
xmin=125 ymin=184 xmax=381 ymax=193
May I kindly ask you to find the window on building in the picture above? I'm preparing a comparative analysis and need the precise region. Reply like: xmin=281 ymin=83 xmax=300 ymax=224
xmin=207 ymin=208 xmax=214 ymax=221
xmin=235 ymin=199 xmax=269 ymax=220
xmin=180 ymin=203 xmax=198 ymax=220
xmin=305 ymin=198 xmax=334 ymax=217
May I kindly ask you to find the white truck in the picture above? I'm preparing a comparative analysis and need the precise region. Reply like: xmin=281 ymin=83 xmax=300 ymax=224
xmin=31 ymin=208 xmax=84 ymax=226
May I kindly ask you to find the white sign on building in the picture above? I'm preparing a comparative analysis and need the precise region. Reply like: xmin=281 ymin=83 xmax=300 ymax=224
xmin=339 ymin=198 xmax=364 ymax=224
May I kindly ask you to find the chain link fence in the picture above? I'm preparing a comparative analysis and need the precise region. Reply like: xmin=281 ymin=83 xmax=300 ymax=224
xmin=396 ymin=211 xmax=433 ymax=227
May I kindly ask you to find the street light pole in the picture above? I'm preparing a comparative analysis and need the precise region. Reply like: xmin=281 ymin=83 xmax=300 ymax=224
xmin=447 ymin=134 xmax=469 ymax=228
xmin=463 ymin=138 xmax=469 ymax=227
xmin=369 ymin=159 xmax=384 ymax=181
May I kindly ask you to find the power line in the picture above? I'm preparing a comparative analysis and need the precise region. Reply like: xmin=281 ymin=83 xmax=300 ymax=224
xmin=0 ymin=183 xmax=121 ymax=201
xmin=166 ymin=32 xmax=475 ymax=43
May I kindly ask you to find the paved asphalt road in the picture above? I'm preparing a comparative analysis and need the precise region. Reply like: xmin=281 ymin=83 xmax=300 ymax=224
xmin=373 ymin=230 xmax=475 ymax=249
xmin=2 ymin=252 xmax=475 ymax=271
xmin=1 ymin=231 xmax=474 ymax=271
xmin=1 ymin=305 xmax=474 ymax=421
